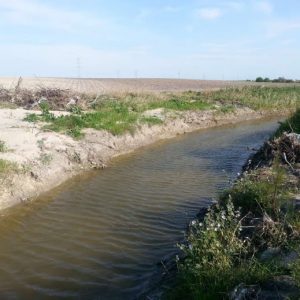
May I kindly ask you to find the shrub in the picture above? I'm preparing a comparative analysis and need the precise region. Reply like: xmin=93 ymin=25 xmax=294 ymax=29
xmin=171 ymin=201 xmax=283 ymax=299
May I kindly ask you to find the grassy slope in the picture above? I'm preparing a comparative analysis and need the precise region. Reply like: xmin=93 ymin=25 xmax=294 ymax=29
xmin=22 ymin=86 xmax=300 ymax=139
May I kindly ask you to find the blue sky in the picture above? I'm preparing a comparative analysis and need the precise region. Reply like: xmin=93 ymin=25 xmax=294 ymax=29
xmin=0 ymin=0 xmax=299 ymax=79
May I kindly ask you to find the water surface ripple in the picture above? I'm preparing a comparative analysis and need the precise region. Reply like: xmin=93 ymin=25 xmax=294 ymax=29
xmin=0 ymin=119 xmax=280 ymax=299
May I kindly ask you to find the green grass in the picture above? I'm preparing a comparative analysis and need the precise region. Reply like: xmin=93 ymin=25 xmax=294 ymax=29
xmin=44 ymin=109 xmax=139 ymax=137
xmin=220 ymin=164 xmax=288 ymax=217
xmin=24 ymin=113 xmax=39 ymax=122
xmin=147 ymin=97 xmax=212 ymax=111
xmin=140 ymin=116 xmax=163 ymax=125
xmin=0 ymin=159 xmax=18 ymax=175
xmin=275 ymin=108 xmax=300 ymax=137
xmin=171 ymin=259 xmax=283 ymax=300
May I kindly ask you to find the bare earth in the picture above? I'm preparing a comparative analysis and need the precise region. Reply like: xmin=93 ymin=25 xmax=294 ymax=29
xmin=0 ymin=77 xmax=288 ymax=94
xmin=0 ymin=106 xmax=285 ymax=211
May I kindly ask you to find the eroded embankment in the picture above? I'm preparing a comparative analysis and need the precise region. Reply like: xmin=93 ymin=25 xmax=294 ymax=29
xmin=0 ymin=107 xmax=287 ymax=211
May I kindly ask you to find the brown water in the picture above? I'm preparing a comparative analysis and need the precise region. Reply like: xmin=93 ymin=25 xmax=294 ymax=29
xmin=0 ymin=119 xmax=280 ymax=299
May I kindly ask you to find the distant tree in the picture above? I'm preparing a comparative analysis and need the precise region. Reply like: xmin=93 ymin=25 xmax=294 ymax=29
xmin=264 ymin=77 xmax=270 ymax=82
xmin=255 ymin=77 xmax=264 ymax=82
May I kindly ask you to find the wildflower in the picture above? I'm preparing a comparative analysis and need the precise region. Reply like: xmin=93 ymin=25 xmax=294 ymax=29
xmin=191 ymin=220 xmax=196 ymax=226
xmin=199 ymin=222 xmax=203 ymax=227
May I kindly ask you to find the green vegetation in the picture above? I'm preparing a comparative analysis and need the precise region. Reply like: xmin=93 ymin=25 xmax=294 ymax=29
xmin=173 ymin=200 xmax=271 ymax=299
xmin=0 ymin=159 xmax=18 ymax=176
xmin=210 ymin=86 xmax=300 ymax=110
xmin=220 ymin=162 xmax=288 ymax=217
xmin=39 ymin=153 xmax=53 ymax=165
xmin=140 ymin=116 xmax=163 ymax=125
xmin=171 ymin=110 xmax=300 ymax=299
xmin=275 ymin=109 xmax=300 ymax=137
xmin=0 ymin=140 xmax=7 ymax=152
xmin=172 ymin=166 xmax=292 ymax=299
xmin=23 ymin=86 xmax=300 ymax=139
xmin=255 ymin=76 xmax=295 ymax=83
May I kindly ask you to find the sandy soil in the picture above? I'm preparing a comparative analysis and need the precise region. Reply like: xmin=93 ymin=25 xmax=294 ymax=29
xmin=0 ymin=77 xmax=297 ymax=94
xmin=0 ymin=106 xmax=285 ymax=211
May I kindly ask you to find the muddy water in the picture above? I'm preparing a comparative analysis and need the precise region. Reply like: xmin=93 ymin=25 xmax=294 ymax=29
xmin=0 ymin=118 xmax=280 ymax=299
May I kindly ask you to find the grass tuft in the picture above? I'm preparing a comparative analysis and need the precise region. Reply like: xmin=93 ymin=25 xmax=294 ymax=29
xmin=0 ymin=159 xmax=18 ymax=175
xmin=0 ymin=140 xmax=7 ymax=152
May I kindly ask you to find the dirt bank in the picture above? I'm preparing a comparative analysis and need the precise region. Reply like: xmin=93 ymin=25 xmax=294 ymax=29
xmin=0 ymin=107 xmax=287 ymax=210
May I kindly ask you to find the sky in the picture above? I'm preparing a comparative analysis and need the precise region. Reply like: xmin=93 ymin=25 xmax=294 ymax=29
xmin=0 ymin=0 xmax=299 ymax=79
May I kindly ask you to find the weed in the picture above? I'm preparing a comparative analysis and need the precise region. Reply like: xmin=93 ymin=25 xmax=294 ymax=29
xmin=24 ymin=113 xmax=39 ymax=122
xmin=171 ymin=200 xmax=285 ymax=299
xmin=220 ymin=163 xmax=287 ymax=218
xmin=275 ymin=109 xmax=300 ymax=136
xmin=39 ymin=102 xmax=55 ymax=121
xmin=39 ymin=153 xmax=53 ymax=165
xmin=0 ymin=140 xmax=7 ymax=152
xmin=140 ymin=116 xmax=163 ymax=125
xmin=291 ymin=259 xmax=300 ymax=286
xmin=148 ymin=97 xmax=212 ymax=111
xmin=218 ymin=104 xmax=236 ymax=114
xmin=68 ymin=105 xmax=82 ymax=115
xmin=37 ymin=139 xmax=45 ymax=151
xmin=0 ymin=159 xmax=18 ymax=175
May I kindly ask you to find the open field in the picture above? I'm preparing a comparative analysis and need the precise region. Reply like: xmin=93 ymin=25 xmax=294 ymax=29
xmin=0 ymin=77 xmax=299 ymax=94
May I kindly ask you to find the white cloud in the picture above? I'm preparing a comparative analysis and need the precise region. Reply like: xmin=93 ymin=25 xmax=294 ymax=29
xmin=197 ymin=8 xmax=223 ymax=20
xmin=255 ymin=1 xmax=273 ymax=14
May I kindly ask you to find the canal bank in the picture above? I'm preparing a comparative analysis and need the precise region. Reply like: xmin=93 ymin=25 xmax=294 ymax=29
xmin=0 ymin=107 xmax=287 ymax=211
xmin=170 ymin=110 xmax=300 ymax=300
